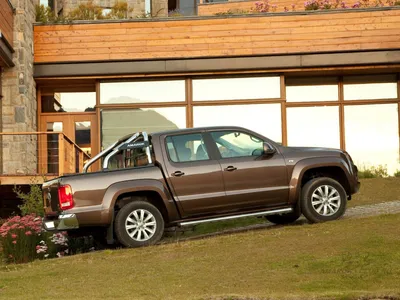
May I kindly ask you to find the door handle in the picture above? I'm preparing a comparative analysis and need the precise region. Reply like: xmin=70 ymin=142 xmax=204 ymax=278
xmin=224 ymin=166 xmax=237 ymax=172
xmin=172 ymin=171 xmax=185 ymax=177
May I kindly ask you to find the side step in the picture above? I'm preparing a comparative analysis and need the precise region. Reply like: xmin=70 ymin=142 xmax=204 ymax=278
xmin=179 ymin=207 xmax=293 ymax=226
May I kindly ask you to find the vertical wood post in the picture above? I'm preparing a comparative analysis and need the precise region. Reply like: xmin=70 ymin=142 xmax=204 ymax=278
xmin=58 ymin=133 xmax=65 ymax=176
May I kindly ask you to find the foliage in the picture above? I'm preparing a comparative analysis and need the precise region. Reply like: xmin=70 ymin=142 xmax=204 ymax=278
xmin=35 ymin=4 xmax=56 ymax=23
xmin=393 ymin=170 xmax=400 ymax=177
xmin=35 ymin=0 xmax=133 ymax=23
xmin=358 ymin=164 xmax=389 ymax=178
xmin=284 ymin=4 xmax=297 ymax=11
xmin=215 ymin=9 xmax=250 ymax=16
xmin=68 ymin=0 xmax=106 ymax=20
xmin=168 ymin=9 xmax=184 ymax=17
xmin=0 ymin=214 xmax=43 ymax=263
xmin=136 ymin=8 xmax=165 ymax=18
xmin=0 ymin=214 xmax=96 ymax=264
xmin=106 ymin=1 xmax=133 ymax=19
xmin=253 ymin=0 xmax=271 ymax=12
xmin=14 ymin=183 xmax=44 ymax=217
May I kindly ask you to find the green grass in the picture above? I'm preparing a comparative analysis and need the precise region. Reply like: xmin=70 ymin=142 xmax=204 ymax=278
xmin=1 ymin=213 xmax=400 ymax=300
xmin=174 ymin=177 xmax=400 ymax=238
xmin=350 ymin=177 xmax=400 ymax=207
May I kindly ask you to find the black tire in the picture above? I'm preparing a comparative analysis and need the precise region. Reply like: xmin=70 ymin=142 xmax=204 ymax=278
xmin=114 ymin=201 xmax=164 ymax=248
xmin=265 ymin=211 xmax=301 ymax=225
xmin=301 ymin=177 xmax=347 ymax=223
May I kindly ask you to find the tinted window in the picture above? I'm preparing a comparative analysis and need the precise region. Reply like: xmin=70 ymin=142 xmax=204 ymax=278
xmin=166 ymin=134 xmax=209 ymax=162
xmin=211 ymin=131 xmax=263 ymax=158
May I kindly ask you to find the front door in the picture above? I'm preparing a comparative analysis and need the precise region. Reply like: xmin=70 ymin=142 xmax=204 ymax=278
xmin=209 ymin=130 xmax=289 ymax=209
xmin=40 ymin=114 xmax=98 ymax=173
xmin=161 ymin=132 xmax=226 ymax=217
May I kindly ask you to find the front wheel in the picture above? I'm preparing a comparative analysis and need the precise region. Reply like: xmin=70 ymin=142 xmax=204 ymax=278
xmin=114 ymin=201 xmax=164 ymax=248
xmin=301 ymin=177 xmax=347 ymax=223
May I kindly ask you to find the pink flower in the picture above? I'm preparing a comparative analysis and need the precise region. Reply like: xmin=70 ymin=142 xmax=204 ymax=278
xmin=11 ymin=234 xmax=17 ymax=239
xmin=36 ymin=245 xmax=41 ymax=250
xmin=12 ymin=240 xmax=17 ymax=244
xmin=25 ymin=231 xmax=32 ymax=236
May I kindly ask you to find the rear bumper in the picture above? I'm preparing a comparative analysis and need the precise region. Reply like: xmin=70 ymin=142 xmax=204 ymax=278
xmin=43 ymin=214 xmax=79 ymax=231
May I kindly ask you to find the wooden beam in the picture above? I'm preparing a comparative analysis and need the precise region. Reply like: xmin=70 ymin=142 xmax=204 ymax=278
xmin=0 ymin=175 xmax=57 ymax=185
xmin=338 ymin=76 xmax=345 ymax=151
xmin=58 ymin=133 xmax=65 ymax=176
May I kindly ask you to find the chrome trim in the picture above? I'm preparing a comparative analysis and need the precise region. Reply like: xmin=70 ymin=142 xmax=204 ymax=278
xmin=43 ymin=214 xmax=79 ymax=231
xmin=143 ymin=132 xmax=152 ymax=164
xmin=179 ymin=207 xmax=293 ymax=226
xmin=103 ymin=133 xmax=139 ymax=169
xmin=83 ymin=140 xmax=119 ymax=173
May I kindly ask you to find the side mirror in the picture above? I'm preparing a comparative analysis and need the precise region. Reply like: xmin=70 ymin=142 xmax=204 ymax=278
xmin=263 ymin=142 xmax=276 ymax=155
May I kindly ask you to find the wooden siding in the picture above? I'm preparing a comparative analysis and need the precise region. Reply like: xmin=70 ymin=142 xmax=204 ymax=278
xmin=198 ymin=0 xmax=361 ymax=15
xmin=34 ymin=9 xmax=400 ymax=64
xmin=0 ymin=0 xmax=14 ymax=46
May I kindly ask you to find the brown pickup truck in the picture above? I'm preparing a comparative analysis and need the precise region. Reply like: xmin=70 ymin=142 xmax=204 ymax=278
xmin=42 ymin=126 xmax=360 ymax=247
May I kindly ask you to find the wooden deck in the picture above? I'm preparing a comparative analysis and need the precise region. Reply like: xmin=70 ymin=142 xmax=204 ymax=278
xmin=0 ymin=132 xmax=90 ymax=185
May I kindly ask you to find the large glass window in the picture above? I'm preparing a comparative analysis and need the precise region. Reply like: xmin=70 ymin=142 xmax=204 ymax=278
xmin=345 ymin=104 xmax=399 ymax=174
xmin=193 ymin=76 xmax=281 ymax=101
xmin=211 ymin=131 xmax=263 ymax=158
xmin=166 ymin=134 xmax=209 ymax=162
xmin=41 ymin=92 xmax=96 ymax=113
xmin=75 ymin=121 xmax=91 ymax=156
xmin=193 ymin=104 xmax=282 ymax=143
xmin=101 ymin=107 xmax=186 ymax=148
xmin=100 ymin=80 xmax=185 ymax=104
xmin=286 ymin=77 xmax=338 ymax=102
xmin=287 ymin=106 xmax=340 ymax=148
xmin=344 ymin=75 xmax=397 ymax=100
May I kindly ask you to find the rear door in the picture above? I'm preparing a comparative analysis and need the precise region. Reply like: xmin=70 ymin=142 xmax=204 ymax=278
xmin=209 ymin=130 xmax=289 ymax=209
xmin=161 ymin=132 xmax=226 ymax=217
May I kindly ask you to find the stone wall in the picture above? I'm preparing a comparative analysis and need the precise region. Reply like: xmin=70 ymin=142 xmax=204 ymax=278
xmin=1 ymin=0 xmax=37 ymax=175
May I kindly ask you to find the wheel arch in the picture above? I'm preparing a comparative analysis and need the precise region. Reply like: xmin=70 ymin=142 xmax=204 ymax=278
xmin=102 ymin=179 xmax=180 ymax=224
xmin=289 ymin=157 xmax=352 ymax=204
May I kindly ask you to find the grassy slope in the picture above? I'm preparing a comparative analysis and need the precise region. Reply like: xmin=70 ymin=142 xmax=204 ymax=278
xmin=1 ymin=213 xmax=400 ymax=300
xmin=176 ymin=177 xmax=400 ymax=237
xmin=349 ymin=177 xmax=400 ymax=207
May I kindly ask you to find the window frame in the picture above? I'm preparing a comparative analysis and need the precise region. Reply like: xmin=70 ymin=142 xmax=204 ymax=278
xmin=208 ymin=130 xmax=268 ymax=160
xmin=164 ymin=132 xmax=212 ymax=164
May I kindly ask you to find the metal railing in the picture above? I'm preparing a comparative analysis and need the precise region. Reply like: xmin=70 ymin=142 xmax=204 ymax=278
xmin=0 ymin=132 xmax=91 ymax=177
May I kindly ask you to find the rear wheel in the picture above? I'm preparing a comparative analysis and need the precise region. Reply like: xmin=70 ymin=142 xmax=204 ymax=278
xmin=265 ymin=211 xmax=301 ymax=225
xmin=114 ymin=201 xmax=164 ymax=248
xmin=301 ymin=177 xmax=347 ymax=223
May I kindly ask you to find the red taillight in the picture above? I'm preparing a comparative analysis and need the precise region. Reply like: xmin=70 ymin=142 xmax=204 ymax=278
xmin=58 ymin=185 xmax=74 ymax=210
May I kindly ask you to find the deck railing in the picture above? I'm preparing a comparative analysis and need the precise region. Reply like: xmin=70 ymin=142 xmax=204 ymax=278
xmin=0 ymin=132 xmax=91 ymax=178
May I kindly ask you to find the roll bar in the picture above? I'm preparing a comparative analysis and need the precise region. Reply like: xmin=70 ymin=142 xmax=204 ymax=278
xmin=83 ymin=132 xmax=152 ymax=173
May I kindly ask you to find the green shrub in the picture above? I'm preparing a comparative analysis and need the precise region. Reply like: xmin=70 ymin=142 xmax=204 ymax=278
xmin=358 ymin=164 xmax=388 ymax=179
xmin=215 ymin=9 xmax=249 ymax=16
xmin=14 ymin=183 xmax=44 ymax=217
xmin=35 ymin=4 xmax=56 ymax=23
xmin=393 ymin=170 xmax=400 ymax=177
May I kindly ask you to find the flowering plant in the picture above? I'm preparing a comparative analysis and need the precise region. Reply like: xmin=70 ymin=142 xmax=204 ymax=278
xmin=253 ymin=0 xmax=271 ymax=12
xmin=0 ymin=214 xmax=43 ymax=263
